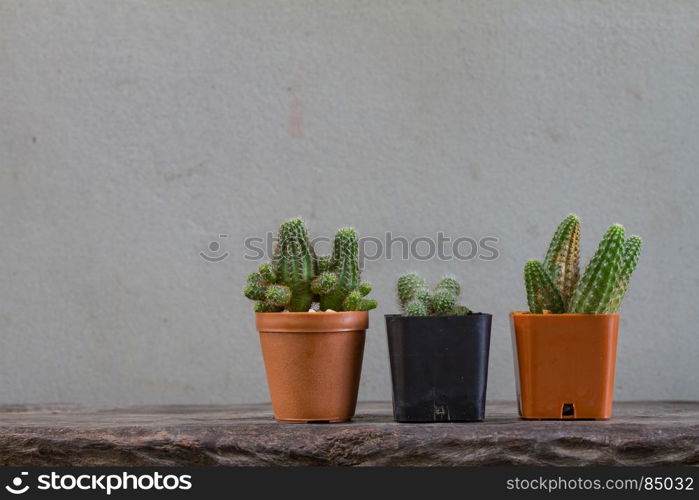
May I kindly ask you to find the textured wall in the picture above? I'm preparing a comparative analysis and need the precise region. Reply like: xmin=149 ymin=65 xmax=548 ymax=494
xmin=1 ymin=0 xmax=697 ymax=405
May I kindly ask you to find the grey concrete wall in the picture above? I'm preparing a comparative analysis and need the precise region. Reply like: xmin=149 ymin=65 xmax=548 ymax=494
xmin=1 ymin=0 xmax=697 ymax=405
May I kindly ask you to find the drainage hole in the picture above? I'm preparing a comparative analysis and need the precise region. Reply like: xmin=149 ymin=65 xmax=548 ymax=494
xmin=562 ymin=403 xmax=575 ymax=417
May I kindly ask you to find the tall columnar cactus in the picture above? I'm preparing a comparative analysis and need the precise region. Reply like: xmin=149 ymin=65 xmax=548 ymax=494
xmin=524 ymin=260 xmax=565 ymax=314
xmin=524 ymin=216 xmax=642 ymax=314
xmin=542 ymin=214 xmax=580 ymax=308
xmin=271 ymin=218 xmax=316 ymax=311
xmin=317 ymin=228 xmax=377 ymax=311
xmin=242 ymin=218 xmax=377 ymax=312
xmin=568 ymin=225 xmax=626 ymax=314
xmin=604 ymin=234 xmax=642 ymax=314
xmin=397 ymin=273 xmax=471 ymax=317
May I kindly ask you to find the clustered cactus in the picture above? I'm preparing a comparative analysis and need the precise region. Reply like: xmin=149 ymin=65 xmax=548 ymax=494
xmin=243 ymin=218 xmax=377 ymax=312
xmin=397 ymin=273 xmax=471 ymax=317
xmin=525 ymin=214 xmax=642 ymax=314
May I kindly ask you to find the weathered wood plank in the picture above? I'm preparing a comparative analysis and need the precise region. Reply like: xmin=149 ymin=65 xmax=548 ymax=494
xmin=0 ymin=402 xmax=697 ymax=466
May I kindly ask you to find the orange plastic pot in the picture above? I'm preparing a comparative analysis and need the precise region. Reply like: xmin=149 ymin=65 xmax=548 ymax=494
xmin=256 ymin=311 xmax=368 ymax=423
xmin=510 ymin=311 xmax=619 ymax=420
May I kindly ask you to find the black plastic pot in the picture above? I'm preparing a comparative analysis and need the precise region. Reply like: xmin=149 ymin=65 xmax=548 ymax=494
xmin=385 ymin=313 xmax=492 ymax=422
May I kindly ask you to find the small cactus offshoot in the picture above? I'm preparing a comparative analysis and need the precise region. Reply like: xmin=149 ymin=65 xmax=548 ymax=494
xmin=525 ymin=215 xmax=642 ymax=314
xmin=524 ymin=260 xmax=565 ymax=314
xmin=242 ymin=218 xmax=377 ymax=312
xmin=396 ymin=273 xmax=471 ymax=317
xmin=397 ymin=272 xmax=427 ymax=304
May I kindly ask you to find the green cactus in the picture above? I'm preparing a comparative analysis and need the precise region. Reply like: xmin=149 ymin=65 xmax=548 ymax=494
xmin=318 ymin=228 xmax=359 ymax=311
xmin=525 ymin=260 xmax=565 ymax=314
xmin=342 ymin=291 xmax=378 ymax=311
xmin=243 ymin=218 xmax=377 ymax=312
xmin=404 ymin=299 xmax=429 ymax=317
xmin=452 ymin=305 xmax=471 ymax=316
xmin=606 ymin=235 xmax=642 ymax=313
xmin=435 ymin=277 xmax=461 ymax=297
xmin=415 ymin=288 xmax=432 ymax=304
xmin=358 ymin=298 xmax=378 ymax=311
xmin=396 ymin=273 xmax=471 ymax=317
xmin=314 ymin=228 xmax=376 ymax=311
xmin=253 ymin=301 xmax=284 ymax=313
xmin=270 ymin=218 xmax=317 ymax=311
xmin=397 ymin=272 xmax=427 ymax=306
xmin=310 ymin=271 xmax=337 ymax=295
xmin=265 ymin=284 xmax=292 ymax=307
xmin=258 ymin=262 xmax=276 ymax=283
xmin=542 ymin=214 xmax=580 ymax=308
xmin=342 ymin=290 xmax=363 ymax=311
xmin=358 ymin=282 xmax=372 ymax=296
xmin=524 ymin=216 xmax=642 ymax=315
xmin=243 ymin=272 xmax=268 ymax=301
xmin=568 ymin=224 xmax=626 ymax=314
xmin=317 ymin=256 xmax=332 ymax=272
xmin=431 ymin=289 xmax=456 ymax=315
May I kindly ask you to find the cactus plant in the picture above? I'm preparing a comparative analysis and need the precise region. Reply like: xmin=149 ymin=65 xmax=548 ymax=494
xmin=243 ymin=218 xmax=377 ymax=312
xmin=404 ymin=299 xmax=429 ymax=317
xmin=606 ymin=235 xmax=642 ymax=313
xmin=430 ymin=289 xmax=457 ymax=315
xmin=397 ymin=273 xmax=471 ymax=317
xmin=397 ymin=272 xmax=427 ymax=304
xmin=568 ymin=224 xmax=626 ymax=314
xmin=314 ymin=227 xmax=377 ymax=311
xmin=524 ymin=215 xmax=641 ymax=314
xmin=524 ymin=260 xmax=565 ymax=314
xmin=271 ymin=218 xmax=316 ymax=311
xmin=542 ymin=214 xmax=580 ymax=308
xmin=435 ymin=277 xmax=461 ymax=297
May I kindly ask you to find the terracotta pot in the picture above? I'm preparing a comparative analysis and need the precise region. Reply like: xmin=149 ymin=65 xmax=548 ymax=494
xmin=510 ymin=311 xmax=619 ymax=420
xmin=256 ymin=311 xmax=368 ymax=423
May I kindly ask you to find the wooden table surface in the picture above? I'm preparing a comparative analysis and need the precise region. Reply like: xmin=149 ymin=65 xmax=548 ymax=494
xmin=0 ymin=402 xmax=697 ymax=466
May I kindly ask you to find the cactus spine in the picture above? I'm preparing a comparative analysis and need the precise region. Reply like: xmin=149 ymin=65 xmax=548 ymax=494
xmin=243 ymin=218 xmax=377 ymax=312
xmin=542 ymin=214 xmax=580 ymax=308
xmin=397 ymin=273 xmax=471 ymax=317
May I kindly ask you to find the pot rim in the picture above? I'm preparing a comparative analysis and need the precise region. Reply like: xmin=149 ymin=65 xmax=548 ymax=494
xmin=256 ymin=311 xmax=367 ymax=316
xmin=256 ymin=310 xmax=369 ymax=333
xmin=385 ymin=312 xmax=492 ymax=319
xmin=510 ymin=311 xmax=619 ymax=318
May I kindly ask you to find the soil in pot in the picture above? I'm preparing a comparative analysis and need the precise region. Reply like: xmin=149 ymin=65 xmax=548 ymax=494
xmin=385 ymin=313 xmax=492 ymax=422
